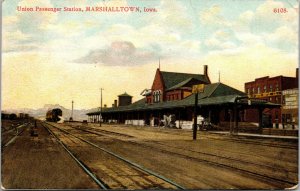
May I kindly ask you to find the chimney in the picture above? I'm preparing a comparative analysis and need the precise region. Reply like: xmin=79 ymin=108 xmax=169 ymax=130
xmin=204 ymin=65 xmax=208 ymax=77
xmin=114 ymin=100 xmax=118 ymax=107
xmin=104 ymin=104 xmax=107 ymax=108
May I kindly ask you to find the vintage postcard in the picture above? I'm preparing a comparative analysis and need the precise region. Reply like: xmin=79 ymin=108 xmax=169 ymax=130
xmin=1 ymin=0 xmax=299 ymax=190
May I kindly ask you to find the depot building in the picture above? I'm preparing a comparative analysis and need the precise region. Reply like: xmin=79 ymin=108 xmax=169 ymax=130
xmin=87 ymin=66 xmax=279 ymax=133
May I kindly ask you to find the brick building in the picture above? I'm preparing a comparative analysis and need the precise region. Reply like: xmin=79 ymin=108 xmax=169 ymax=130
xmin=88 ymin=66 xmax=279 ymax=133
xmin=244 ymin=68 xmax=298 ymax=127
xmin=145 ymin=65 xmax=210 ymax=104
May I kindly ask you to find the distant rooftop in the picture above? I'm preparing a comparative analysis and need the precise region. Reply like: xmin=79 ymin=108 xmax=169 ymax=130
xmin=118 ymin=92 xmax=132 ymax=97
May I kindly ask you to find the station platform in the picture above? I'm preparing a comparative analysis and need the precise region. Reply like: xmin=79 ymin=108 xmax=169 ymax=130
xmin=208 ymin=131 xmax=298 ymax=140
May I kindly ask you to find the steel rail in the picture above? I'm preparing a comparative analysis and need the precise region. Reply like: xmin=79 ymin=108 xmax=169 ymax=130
xmin=206 ymin=135 xmax=297 ymax=150
xmin=85 ymin=124 xmax=296 ymax=173
xmin=2 ymin=123 xmax=29 ymax=147
xmin=45 ymin=122 xmax=185 ymax=190
xmin=74 ymin=125 xmax=297 ymax=187
xmin=42 ymin=123 xmax=109 ymax=190
xmin=75 ymin=126 xmax=297 ymax=172
xmin=2 ymin=123 xmax=28 ymax=135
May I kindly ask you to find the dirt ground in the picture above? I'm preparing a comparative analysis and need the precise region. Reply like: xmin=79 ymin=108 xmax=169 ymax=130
xmin=73 ymin=122 xmax=298 ymax=189
xmin=2 ymin=121 xmax=298 ymax=189
xmin=1 ymin=121 xmax=99 ymax=189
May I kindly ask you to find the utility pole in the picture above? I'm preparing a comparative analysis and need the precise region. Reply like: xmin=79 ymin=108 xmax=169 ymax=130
xmin=193 ymin=92 xmax=198 ymax=140
xmin=100 ymin=88 xmax=103 ymax=127
xmin=71 ymin=100 xmax=74 ymax=121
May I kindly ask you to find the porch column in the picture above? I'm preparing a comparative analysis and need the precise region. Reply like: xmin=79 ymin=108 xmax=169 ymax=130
xmin=229 ymin=109 xmax=233 ymax=135
xmin=178 ymin=110 xmax=181 ymax=129
xmin=233 ymin=105 xmax=239 ymax=134
xmin=258 ymin=108 xmax=263 ymax=134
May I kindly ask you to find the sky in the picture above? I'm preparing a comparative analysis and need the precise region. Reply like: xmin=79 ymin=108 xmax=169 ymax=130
xmin=2 ymin=0 xmax=299 ymax=110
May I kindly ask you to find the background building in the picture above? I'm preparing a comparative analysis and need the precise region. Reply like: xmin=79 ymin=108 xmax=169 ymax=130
xmin=244 ymin=68 xmax=298 ymax=128
xmin=282 ymin=88 xmax=298 ymax=129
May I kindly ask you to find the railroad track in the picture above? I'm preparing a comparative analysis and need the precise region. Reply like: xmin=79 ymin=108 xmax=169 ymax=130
xmin=205 ymin=135 xmax=298 ymax=150
xmin=2 ymin=123 xmax=30 ymax=148
xmin=77 ymin=124 xmax=298 ymax=149
xmin=67 ymin=124 xmax=297 ymax=189
xmin=127 ymin=127 xmax=298 ymax=150
xmin=72 ymin=124 xmax=297 ymax=160
xmin=68 ymin=125 xmax=298 ymax=167
xmin=43 ymin=122 xmax=185 ymax=190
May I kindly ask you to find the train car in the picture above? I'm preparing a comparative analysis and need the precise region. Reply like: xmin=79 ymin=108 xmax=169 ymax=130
xmin=46 ymin=108 xmax=62 ymax=122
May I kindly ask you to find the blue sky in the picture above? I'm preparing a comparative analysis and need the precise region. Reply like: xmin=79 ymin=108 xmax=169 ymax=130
xmin=2 ymin=0 xmax=299 ymax=109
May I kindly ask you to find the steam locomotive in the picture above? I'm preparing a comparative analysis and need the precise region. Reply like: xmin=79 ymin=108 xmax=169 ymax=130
xmin=46 ymin=108 xmax=62 ymax=122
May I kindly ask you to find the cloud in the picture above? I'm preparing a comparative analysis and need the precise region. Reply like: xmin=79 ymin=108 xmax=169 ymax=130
xmin=3 ymin=15 xmax=18 ymax=26
xmin=3 ymin=0 xmax=58 ymax=53
xmin=202 ymin=43 xmax=297 ymax=90
xmin=264 ymin=26 xmax=298 ymax=51
xmin=140 ymin=0 xmax=193 ymax=33
xmin=17 ymin=0 xmax=57 ymax=31
xmin=199 ymin=5 xmax=232 ymax=27
xmin=267 ymin=26 xmax=297 ymax=45
xmin=100 ymin=0 xmax=128 ymax=7
xmin=235 ymin=32 xmax=263 ymax=46
xmin=74 ymin=41 xmax=159 ymax=66
xmin=247 ymin=0 xmax=297 ymax=32
xmin=204 ymin=29 xmax=237 ymax=50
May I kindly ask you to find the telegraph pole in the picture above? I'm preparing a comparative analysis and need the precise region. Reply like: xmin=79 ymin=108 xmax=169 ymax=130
xmin=193 ymin=92 xmax=198 ymax=140
xmin=100 ymin=88 xmax=103 ymax=127
xmin=71 ymin=100 xmax=74 ymax=121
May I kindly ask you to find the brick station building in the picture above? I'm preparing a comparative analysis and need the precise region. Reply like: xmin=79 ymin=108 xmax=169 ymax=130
xmin=87 ymin=66 xmax=279 ymax=133
xmin=244 ymin=68 xmax=298 ymax=128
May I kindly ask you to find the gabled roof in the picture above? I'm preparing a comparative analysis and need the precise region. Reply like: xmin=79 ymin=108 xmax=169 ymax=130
xmin=87 ymin=83 xmax=278 ymax=115
xmin=208 ymin=83 xmax=245 ymax=97
xmin=160 ymin=71 xmax=210 ymax=90
xmin=167 ymin=77 xmax=200 ymax=91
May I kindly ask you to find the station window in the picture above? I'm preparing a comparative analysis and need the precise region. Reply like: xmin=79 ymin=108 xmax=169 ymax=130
xmin=158 ymin=90 xmax=161 ymax=102
xmin=264 ymin=85 xmax=267 ymax=93
xmin=269 ymin=85 xmax=273 ymax=92
xmin=275 ymin=83 xmax=279 ymax=91
xmin=257 ymin=87 xmax=261 ymax=94
xmin=153 ymin=91 xmax=157 ymax=102
xmin=153 ymin=90 xmax=161 ymax=103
